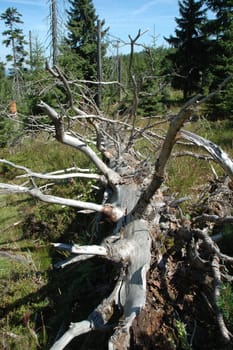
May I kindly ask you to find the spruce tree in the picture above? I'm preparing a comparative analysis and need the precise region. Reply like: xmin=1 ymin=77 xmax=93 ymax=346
xmin=204 ymin=0 xmax=233 ymax=80
xmin=203 ymin=0 xmax=233 ymax=117
xmin=64 ymin=0 xmax=107 ymax=81
xmin=0 ymin=8 xmax=28 ymax=71
xmin=205 ymin=0 xmax=232 ymax=34
xmin=0 ymin=7 xmax=28 ymax=99
xmin=165 ymin=0 xmax=209 ymax=99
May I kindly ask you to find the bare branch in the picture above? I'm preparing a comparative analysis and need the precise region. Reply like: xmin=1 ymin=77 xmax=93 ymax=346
xmin=38 ymin=101 xmax=121 ymax=185
xmin=172 ymin=151 xmax=214 ymax=161
xmin=54 ymin=254 xmax=95 ymax=269
xmin=50 ymin=272 xmax=125 ymax=350
xmin=194 ymin=214 xmax=233 ymax=225
xmin=0 ymin=183 xmax=124 ymax=222
xmin=134 ymin=95 xmax=200 ymax=215
xmin=0 ymin=251 xmax=28 ymax=264
xmin=52 ymin=243 xmax=108 ymax=256
xmin=181 ymin=130 xmax=233 ymax=180
xmin=50 ymin=321 xmax=92 ymax=350
xmin=17 ymin=172 xmax=102 ymax=181
xmin=193 ymin=228 xmax=233 ymax=264
xmin=0 ymin=158 xmax=103 ymax=182
xmin=211 ymin=255 xmax=232 ymax=342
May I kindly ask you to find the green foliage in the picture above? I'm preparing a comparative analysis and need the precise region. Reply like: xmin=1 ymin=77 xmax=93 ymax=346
xmin=217 ymin=283 xmax=233 ymax=331
xmin=0 ymin=115 xmax=17 ymax=147
xmin=28 ymin=36 xmax=45 ymax=71
xmin=0 ymin=8 xmax=28 ymax=105
xmin=0 ymin=63 xmax=12 ymax=120
xmin=0 ymin=7 xmax=28 ymax=68
xmin=175 ymin=320 xmax=191 ymax=350
xmin=136 ymin=48 xmax=173 ymax=115
xmin=168 ymin=155 xmax=210 ymax=198
xmin=164 ymin=0 xmax=233 ymax=117
xmin=63 ymin=0 xmax=108 ymax=80
xmin=103 ymin=47 xmax=173 ymax=116
xmin=0 ymin=235 xmax=50 ymax=350
xmin=165 ymin=0 xmax=209 ymax=99
xmin=201 ymin=1 xmax=233 ymax=117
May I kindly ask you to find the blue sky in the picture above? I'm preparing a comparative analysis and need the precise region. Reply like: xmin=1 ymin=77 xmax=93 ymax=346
xmin=0 ymin=0 xmax=179 ymax=63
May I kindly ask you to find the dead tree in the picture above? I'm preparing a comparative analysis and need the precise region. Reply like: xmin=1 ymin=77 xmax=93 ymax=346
xmin=0 ymin=49 xmax=233 ymax=348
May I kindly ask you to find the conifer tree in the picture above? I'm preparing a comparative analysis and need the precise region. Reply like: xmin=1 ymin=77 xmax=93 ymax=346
xmin=29 ymin=36 xmax=45 ymax=72
xmin=204 ymin=0 xmax=233 ymax=80
xmin=165 ymin=0 xmax=209 ymax=99
xmin=203 ymin=0 xmax=233 ymax=117
xmin=64 ymin=0 xmax=107 ymax=81
xmin=0 ymin=7 xmax=28 ymax=98
xmin=205 ymin=0 xmax=232 ymax=34
xmin=0 ymin=8 xmax=28 ymax=71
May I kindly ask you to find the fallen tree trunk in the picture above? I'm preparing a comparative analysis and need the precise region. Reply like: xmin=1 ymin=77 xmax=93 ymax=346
xmin=1 ymin=69 xmax=233 ymax=349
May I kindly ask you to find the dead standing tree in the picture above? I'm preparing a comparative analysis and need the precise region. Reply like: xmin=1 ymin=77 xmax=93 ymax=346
xmin=1 ymin=41 xmax=233 ymax=348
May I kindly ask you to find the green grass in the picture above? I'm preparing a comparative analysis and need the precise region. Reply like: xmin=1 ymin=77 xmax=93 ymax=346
xmin=0 ymin=132 xmax=98 ymax=348
xmin=166 ymin=118 xmax=233 ymax=200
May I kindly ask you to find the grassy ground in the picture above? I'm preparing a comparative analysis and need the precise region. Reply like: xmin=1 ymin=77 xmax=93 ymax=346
xmin=167 ymin=119 xmax=233 ymax=199
xmin=0 ymin=119 xmax=232 ymax=348
xmin=0 ymin=133 xmax=96 ymax=349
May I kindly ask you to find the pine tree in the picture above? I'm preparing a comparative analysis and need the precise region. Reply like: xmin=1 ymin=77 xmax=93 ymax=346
xmin=165 ymin=0 xmax=209 ymax=99
xmin=63 ymin=0 xmax=107 ymax=81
